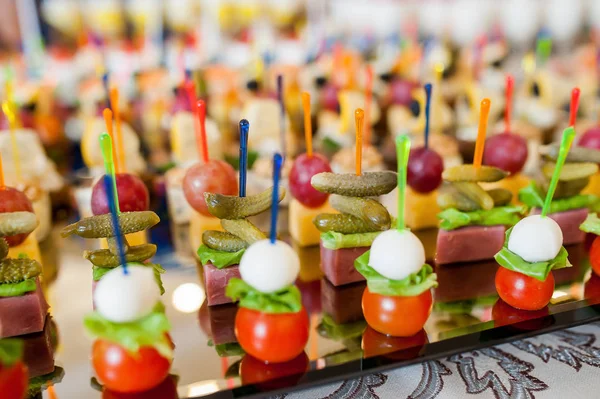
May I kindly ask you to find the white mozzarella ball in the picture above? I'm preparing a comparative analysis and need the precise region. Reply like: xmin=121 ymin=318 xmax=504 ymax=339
xmin=500 ymin=0 xmax=539 ymax=46
xmin=369 ymin=230 xmax=425 ymax=281
xmin=508 ymin=215 xmax=563 ymax=263
xmin=545 ymin=0 xmax=583 ymax=43
xmin=239 ymin=239 xmax=300 ymax=293
xmin=94 ymin=265 xmax=160 ymax=323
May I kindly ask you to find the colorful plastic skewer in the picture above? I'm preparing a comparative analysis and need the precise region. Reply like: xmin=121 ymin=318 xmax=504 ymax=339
xmin=542 ymin=127 xmax=576 ymax=218
xmin=196 ymin=100 xmax=209 ymax=163
xmin=103 ymin=109 xmax=120 ymax=174
xmin=569 ymin=87 xmax=581 ymax=128
xmin=239 ymin=119 xmax=250 ymax=197
xmin=355 ymin=108 xmax=364 ymax=176
xmin=109 ymin=88 xmax=125 ymax=173
xmin=424 ymin=83 xmax=432 ymax=149
xmin=473 ymin=98 xmax=491 ymax=168
xmin=505 ymin=75 xmax=514 ymax=133
xmin=277 ymin=75 xmax=286 ymax=158
xmin=270 ymin=153 xmax=283 ymax=244
xmin=302 ymin=92 xmax=313 ymax=157
xmin=396 ymin=134 xmax=411 ymax=232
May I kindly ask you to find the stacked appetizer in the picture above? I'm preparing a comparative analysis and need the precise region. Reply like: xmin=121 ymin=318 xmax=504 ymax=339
xmin=355 ymin=135 xmax=437 ymax=337
xmin=520 ymin=144 xmax=600 ymax=245
xmin=494 ymin=127 xmax=576 ymax=310
xmin=580 ymin=213 xmax=600 ymax=277
xmin=197 ymin=187 xmax=284 ymax=306
xmin=312 ymin=170 xmax=396 ymax=286
xmin=0 ymin=339 xmax=28 ymax=399
xmin=61 ymin=211 xmax=164 ymax=293
xmin=226 ymin=154 xmax=309 ymax=363
xmin=0 ymin=211 xmax=49 ymax=338
xmin=85 ymin=266 xmax=173 ymax=393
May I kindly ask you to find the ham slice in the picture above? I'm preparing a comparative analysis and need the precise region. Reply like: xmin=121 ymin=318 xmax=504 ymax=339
xmin=22 ymin=316 xmax=57 ymax=378
xmin=435 ymin=225 xmax=506 ymax=265
xmin=531 ymin=207 xmax=588 ymax=245
xmin=434 ymin=259 xmax=499 ymax=302
xmin=319 ymin=243 xmax=368 ymax=286
xmin=203 ymin=263 xmax=241 ymax=306
xmin=0 ymin=278 xmax=49 ymax=338
xmin=321 ymin=279 xmax=365 ymax=324
xmin=208 ymin=303 xmax=238 ymax=345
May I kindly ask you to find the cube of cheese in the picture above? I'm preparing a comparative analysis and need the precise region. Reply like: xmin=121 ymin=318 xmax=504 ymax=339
xmin=100 ymin=230 xmax=148 ymax=250
xmin=381 ymin=187 xmax=439 ymax=230
xmin=289 ymin=198 xmax=336 ymax=247
xmin=582 ymin=173 xmax=600 ymax=196
xmin=8 ymin=234 xmax=42 ymax=264
xmin=189 ymin=211 xmax=223 ymax=258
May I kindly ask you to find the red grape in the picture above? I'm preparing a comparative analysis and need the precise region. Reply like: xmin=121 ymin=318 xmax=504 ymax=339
xmin=290 ymin=153 xmax=332 ymax=208
xmin=388 ymin=79 xmax=417 ymax=107
xmin=320 ymin=83 xmax=339 ymax=112
xmin=183 ymin=160 xmax=238 ymax=216
xmin=407 ymin=147 xmax=443 ymax=194
xmin=483 ymin=132 xmax=528 ymax=175
xmin=91 ymin=173 xmax=150 ymax=215
xmin=578 ymin=127 xmax=600 ymax=150
xmin=0 ymin=187 xmax=34 ymax=246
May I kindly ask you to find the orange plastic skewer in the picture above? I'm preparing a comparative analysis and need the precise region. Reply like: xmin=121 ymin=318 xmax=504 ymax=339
xmin=103 ymin=108 xmax=120 ymax=174
xmin=355 ymin=108 xmax=364 ymax=176
xmin=0 ymin=152 xmax=4 ymax=187
xmin=364 ymin=65 xmax=373 ymax=146
xmin=473 ymin=98 xmax=491 ymax=168
xmin=196 ymin=100 xmax=209 ymax=163
xmin=109 ymin=88 xmax=125 ymax=173
xmin=302 ymin=92 xmax=313 ymax=157
xmin=569 ymin=87 xmax=581 ymax=128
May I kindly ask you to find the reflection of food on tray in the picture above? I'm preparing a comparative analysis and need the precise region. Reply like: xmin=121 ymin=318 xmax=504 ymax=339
xmin=294 ymin=243 xmax=324 ymax=282
xmin=361 ymin=326 xmax=427 ymax=361
xmin=297 ymin=278 xmax=322 ymax=315
xmin=554 ymin=243 xmax=585 ymax=287
xmin=321 ymin=279 xmax=365 ymax=325
xmin=240 ymin=352 xmax=309 ymax=391
xmin=208 ymin=304 xmax=238 ymax=346
xmin=22 ymin=317 xmax=58 ymax=378
xmin=492 ymin=298 xmax=551 ymax=330
xmin=434 ymin=259 xmax=499 ymax=303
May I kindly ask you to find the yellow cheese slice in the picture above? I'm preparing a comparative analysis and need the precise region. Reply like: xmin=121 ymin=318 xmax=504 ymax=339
xmin=100 ymin=231 xmax=148 ymax=250
xmin=189 ymin=211 xmax=223 ymax=259
xmin=481 ymin=173 xmax=530 ymax=205
xmin=582 ymin=173 xmax=600 ymax=196
xmin=406 ymin=187 xmax=440 ymax=230
xmin=289 ymin=198 xmax=336 ymax=247
xmin=8 ymin=234 xmax=42 ymax=264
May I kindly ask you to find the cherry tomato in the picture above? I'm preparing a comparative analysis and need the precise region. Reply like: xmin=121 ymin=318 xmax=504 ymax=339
xmin=495 ymin=267 xmax=554 ymax=311
xmin=589 ymin=236 xmax=600 ymax=276
xmin=102 ymin=375 xmax=179 ymax=399
xmin=0 ymin=361 xmax=28 ymax=399
xmin=362 ymin=327 xmax=428 ymax=360
xmin=584 ymin=273 xmax=600 ymax=303
xmin=492 ymin=298 xmax=550 ymax=330
xmin=240 ymin=352 xmax=309 ymax=390
xmin=235 ymin=307 xmax=309 ymax=363
xmin=92 ymin=340 xmax=171 ymax=393
xmin=361 ymin=288 xmax=433 ymax=337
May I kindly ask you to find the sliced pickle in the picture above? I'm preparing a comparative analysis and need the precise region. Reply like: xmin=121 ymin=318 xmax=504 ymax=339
xmin=313 ymin=213 xmax=379 ymax=234
xmin=311 ymin=171 xmax=397 ymax=197
xmin=540 ymin=177 xmax=590 ymax=199
xmin=329 ymin=195 xmax=391 ymax=231
xmin=0 ymin=258 xmax=42 ymax=283
xmin=542 ymin=143 xmax=600 ymax=164
xmin=453 ymin=182 xmax=494 ymax=210
xmin=107 ymin=236 xmax=130 ymax=255
xmin=60 ymin=211 xmax=160 ymax=239
xmin=84 ymin=244 xmax=157 ymax=267
xmin=204 ymin=187 xmax=285 ymax=220
xmin=0 ymin=238 xmax=7 ymax=260
xmin=542 ymin=162 xmax=598 ymax=182
xmin=442 ymin=165 xmax=508 ymax=183
xmin=486 ymin=188 xmax=513 ymax=206
xmin=221 ymin=219 xmax=266 ymax=244
xmin=202 ymin=230 xmax=248 ymax=252
xmin=0 ymin=212 xmax=38 ymax=238
xmin=437 ymin=191 xmax=480 ymax=212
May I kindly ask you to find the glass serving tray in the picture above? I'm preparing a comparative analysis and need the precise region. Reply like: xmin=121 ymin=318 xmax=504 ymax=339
xmin=40 ymin=219 xmax=600 ymax=399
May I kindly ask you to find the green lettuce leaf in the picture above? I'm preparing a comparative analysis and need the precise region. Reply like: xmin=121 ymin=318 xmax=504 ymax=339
xmin=580 ymin=213 xmax=600 ymax=234
xmin=320 ymin=231 xmax=382 ymax=250
xmin=27 ymin=366 xmax=65 ymax=398
xmin=322 ymin=137 xmax=342 ymax=154
xmin=354 ymin=251 xmax=438 ymax=296
xmin=0 ymin=338 xmax=23 ymax=366
xmin=437 ymin=206 xmax=525 ymax=231
xmin=519 ymin=181 xmax=600 ymax=213
xmin=494 ymin=227 xmax=571 ymax=281
xmin=207 ymin=340 xmax=245 ymax=357
xmin=225 ymin=150 xmax=259 ymax=170
xmin=84 ymin=309 xmax=173 ymax=358
xmin=197 ymin=245 xmax=244 ymax=269
xmin=316 ymin=314 xmax=366 ymax=340
xmin=92 ymin=264 xmax=166 ymax=295
xmin=225 ymin=278 xmax=302 ymax=314
xmin=0 ymin=279 xmax=36 ymax=297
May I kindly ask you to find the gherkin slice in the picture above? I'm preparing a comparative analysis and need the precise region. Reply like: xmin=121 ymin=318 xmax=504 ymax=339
xmin=204 ymin=187 xmax=285 ymax=220
xmin=107 ymin=236 xmax=130 ymax=255
xmin=202 ymin=231 xmax=248 ymax=252
xmin=0 ymin=212 xmax=38 ymax=238
xmin=437 ymin=191 xmax=480 ymax=212
xmin=329 ymin=195 xmax=391 ymax=231
xmin=221 ymin=219 xmax=266 ymax=244
xmin=443 ymin=165 xmax=508 ymax=183
xmin=83 ymin=244 xmax=157 ymax=267
xmin=452 ymin=182 xmax=494 ymax=210
xmin=0 ymin=238 xmax=7 ymax=260
xmin=542 ymin=162 xmax=598 ymax=182
xmin=311 ymin=171 xmax=397 ymax=197
xmin=486 ymin=188 xmax=513 ymax=206
xmin=542 ymin=143 xmax=600 ymax=164
xmin=0 ymin=258 xmax=42 ymax=283
xmin=60 ymin=211 xmax=160 ymax=239
xmin=313 ymin=213 xmax=380 ymax=234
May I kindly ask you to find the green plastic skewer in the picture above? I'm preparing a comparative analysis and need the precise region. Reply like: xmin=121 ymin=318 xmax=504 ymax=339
xmin=395 ymin=134 xmax=411 ymax=232
xmin=99 ymin=132 xmax=121 ymax=214
xmin=541 ymin=127 xmax=575 ymax=217
xmin=536 ymin=37 xmax=552 ymax=66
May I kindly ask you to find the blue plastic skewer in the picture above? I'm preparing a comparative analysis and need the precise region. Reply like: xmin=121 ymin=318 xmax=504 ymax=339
xmin=270 ymin=153 xmax=283 ymax=244
xmin=424 ymin=83 xmax=432 ymax=149
xmin=103 ymin=173 xmax=128 ymax=274
xmin=239 ymin=119 xmax=249 ymax=197
xmin=102 ymin=72 xmax=110 ymax=110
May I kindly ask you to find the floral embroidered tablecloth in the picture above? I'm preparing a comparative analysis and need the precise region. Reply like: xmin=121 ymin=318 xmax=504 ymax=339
xmin=277 ymin=322 xmax=600 ymax=399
